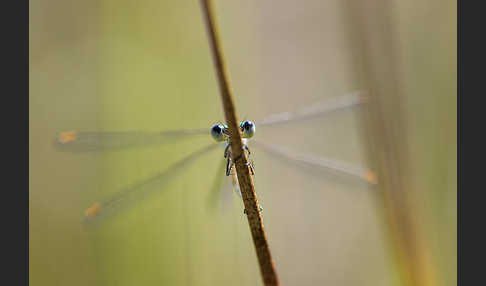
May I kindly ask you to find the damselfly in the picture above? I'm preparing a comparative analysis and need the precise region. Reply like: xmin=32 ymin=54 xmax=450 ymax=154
xmin=55 ymin=91 xmax=377 ymax=223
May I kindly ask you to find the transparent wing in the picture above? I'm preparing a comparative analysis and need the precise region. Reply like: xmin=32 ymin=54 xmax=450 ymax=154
xmin=55 ymin=128 xmax=209 ymax=153
xmin=206 ymin=160 xmax=245 ymax=213
xmin=251 ymin=140 xmax=377 ymax=185
xmin=205 ymin=158 xmax=228 ymax=211
xmin=257 ymin=90 xmax=367 ymax=128
xmin=55 ymin=91 xmax=366 ymax=153
xmin=83 ymin=143 xmax=219 ymax=226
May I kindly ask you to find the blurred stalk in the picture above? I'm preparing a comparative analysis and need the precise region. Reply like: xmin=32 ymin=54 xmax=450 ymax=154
xmin=344 ymin=1 xmax=439 ymax=286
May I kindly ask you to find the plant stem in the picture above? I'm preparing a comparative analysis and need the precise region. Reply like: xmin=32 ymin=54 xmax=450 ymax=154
xmin=199 ymin=1 xmax=280 ymax=285
xmin=344 ymin=1 xmax=439 ymax=285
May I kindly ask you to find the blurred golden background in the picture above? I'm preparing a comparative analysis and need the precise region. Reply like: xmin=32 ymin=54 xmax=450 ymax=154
xmin=30 ymin=1 xmax=456 ymax=285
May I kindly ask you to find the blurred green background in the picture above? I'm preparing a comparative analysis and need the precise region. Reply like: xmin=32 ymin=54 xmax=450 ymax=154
xmin=30 ymin=1 xmax=456 ymax=286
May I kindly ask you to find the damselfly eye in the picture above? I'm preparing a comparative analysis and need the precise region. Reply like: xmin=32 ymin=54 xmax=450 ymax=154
xmin=240 ymin=120 xmax=256 ymax=138
xmin=211 ymin=124 xmax=227 ymax=142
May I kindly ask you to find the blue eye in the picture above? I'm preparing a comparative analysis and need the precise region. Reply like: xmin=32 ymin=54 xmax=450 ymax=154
xmin=211 ymin=124 xmax=227 ymax=142
xmin=240 ymin=120 xmax=256 ymax=138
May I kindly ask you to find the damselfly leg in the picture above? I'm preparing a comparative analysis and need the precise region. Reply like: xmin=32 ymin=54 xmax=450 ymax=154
xmin=224 ymin=141 xmax=254 ymax=176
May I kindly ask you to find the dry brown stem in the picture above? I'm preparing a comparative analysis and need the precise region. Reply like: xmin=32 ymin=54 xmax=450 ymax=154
xmin=199 ymin=1 xmax=280 ymax=285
